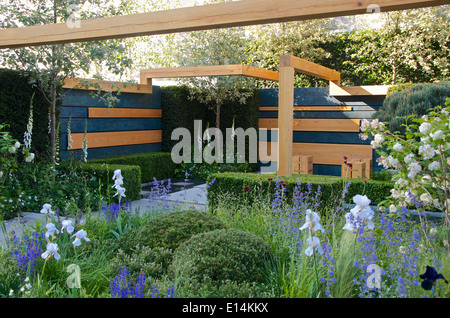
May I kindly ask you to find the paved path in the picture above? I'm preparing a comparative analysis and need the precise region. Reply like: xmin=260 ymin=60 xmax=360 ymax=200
xmin=0 ymin=183 xmax=208 ymax=248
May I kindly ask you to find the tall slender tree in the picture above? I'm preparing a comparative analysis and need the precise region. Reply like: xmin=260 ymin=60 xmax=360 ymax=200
xmin=0 ymin=0 xmax=134 ymax=164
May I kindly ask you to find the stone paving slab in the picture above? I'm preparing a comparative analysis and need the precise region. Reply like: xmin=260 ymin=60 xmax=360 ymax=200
xmin=0 ymin=184 xmax=208 ymax=248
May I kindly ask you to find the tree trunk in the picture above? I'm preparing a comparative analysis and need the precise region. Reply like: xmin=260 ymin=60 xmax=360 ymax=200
xmin=50 ymin=84 xmax=57 ymax=165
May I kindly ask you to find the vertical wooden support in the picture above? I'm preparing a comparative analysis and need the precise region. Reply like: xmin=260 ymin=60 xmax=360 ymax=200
xmin=277 ymin=66 xmax=295 ymax=177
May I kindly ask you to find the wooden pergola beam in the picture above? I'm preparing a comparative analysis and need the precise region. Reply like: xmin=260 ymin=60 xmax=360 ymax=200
xmin=140 ymin=64 xmax=280 ymax=86
xmin=63 ymin=78 xmax=153 ymax=94
xmin=280 ymin=55 xmax=341 ymax=85
xmin=0 ymin=0 xmax=446 ymax=49
xmin=329 ymin=82 xmax=392 ymax=96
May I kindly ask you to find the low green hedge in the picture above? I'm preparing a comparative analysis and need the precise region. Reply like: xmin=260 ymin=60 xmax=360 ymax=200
xmin=345 ymin=178 xmax=395 ymax=206
xmin=59 ymin=161 xmax=142 ymax=201
xmin=89 ymin=152 xmax=176 ymax=183
xmin=206 ymin=172 xmax=395 ymax=212
xmin=206 ymin=172 xmax=343 ymax=211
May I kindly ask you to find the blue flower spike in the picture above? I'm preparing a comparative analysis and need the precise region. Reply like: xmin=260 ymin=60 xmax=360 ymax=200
xmin=419 ymin=266 xmax=448 ymax=291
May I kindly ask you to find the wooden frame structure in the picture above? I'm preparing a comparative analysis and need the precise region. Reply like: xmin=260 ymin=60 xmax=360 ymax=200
xmin=63 ymin=78 xmax=153 ymax=94
xmin=62 ymin=58 xmax=394 ymax=177
xmin=139 ymin=64 xmax=280 ymax=91
xmin=1 ymin=0 xmax=445 ymax=176
xmin=0 ymin=0 xmax=445 ymax=49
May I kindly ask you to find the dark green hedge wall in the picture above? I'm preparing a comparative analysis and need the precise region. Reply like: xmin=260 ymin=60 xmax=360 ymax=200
xmin=89 ymin=152 xmax=176 ymax=183
xmin=0 ymin=69 xmax=57 ymax=157
xmin=161 ymin=85 xmax=260 ymax=154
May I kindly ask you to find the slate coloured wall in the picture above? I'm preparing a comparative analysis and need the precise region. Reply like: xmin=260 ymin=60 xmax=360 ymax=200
xmin=59 ymin=86 xmax=161 ymax=160
xmin=258 ymin=87 xmax=384 ymax=177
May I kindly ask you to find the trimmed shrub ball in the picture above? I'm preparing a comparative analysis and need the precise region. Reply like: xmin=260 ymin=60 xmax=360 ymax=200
xmin=170 ymin=228 xmax=274 ymax=285
xmin=118 ymin=209 xmax=228 ymax=252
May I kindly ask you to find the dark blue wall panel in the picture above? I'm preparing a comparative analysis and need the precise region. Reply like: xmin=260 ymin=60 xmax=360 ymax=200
xmin=62 ymin=86 xmax=161 ymax=108
xmin=60 ymin=118 xmax=161 ymax=134
xmin=260 ymin=88 xmax=384 ymax=107
xmin=60 ymin=142 xmax=162 ymax=161
xmin=60 ymin=87 xmax=161 ymax=160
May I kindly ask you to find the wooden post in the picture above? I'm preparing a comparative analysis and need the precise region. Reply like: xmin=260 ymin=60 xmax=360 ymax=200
xmin=277 ymin=66 xmax=295 ymax=177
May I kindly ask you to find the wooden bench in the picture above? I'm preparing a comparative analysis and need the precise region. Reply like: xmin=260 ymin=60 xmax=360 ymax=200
xmin=341 ymin=158 xmax=372 ymax=179
xmin=292 ymin=155 xmax=313 ymax=174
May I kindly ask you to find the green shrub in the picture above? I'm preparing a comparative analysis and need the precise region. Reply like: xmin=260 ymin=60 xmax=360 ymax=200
xmin=206 ymin=172 xmax=344 ymax=211
xmin=206 ymin=172 xmax=396 ymax=212
xmin=117 ymin=209 xmax=228 ymax=253
xmin=59 ymin=160 xmax=142 ymax=202
xmin=345 ymin=178 xmax=395 ymax=206
xmin=0 ymin=251 xmax=22 ymax=298
xmin=370 ymin=169 xmax=394 ymax=182
xmin=170 ymin=228 xmax=274 ymax=286
xmin=177 ymin=278 xmax=274 ymax=298
xmin=374 ymin=82 xmax=450 ymax=135
xmin=109 ymin=245 xmax=173 ymax=281
xmin=89 ymin=152 xmax=176 ymax=183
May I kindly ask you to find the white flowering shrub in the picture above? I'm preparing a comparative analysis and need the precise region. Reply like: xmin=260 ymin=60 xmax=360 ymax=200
xmin=360 ymin=98 xmax=449 ymax=219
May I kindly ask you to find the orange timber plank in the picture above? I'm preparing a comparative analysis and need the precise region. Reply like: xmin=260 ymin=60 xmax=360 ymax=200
xmin=258 ymin=118 xmax=360 ymax=132
xmin=259 ymin=106 xmax=352 ymax=111
xmin=89 ymin=107 xmax=162 ymax=118
xmin=70 ymin=130 xmax=162 ymax=149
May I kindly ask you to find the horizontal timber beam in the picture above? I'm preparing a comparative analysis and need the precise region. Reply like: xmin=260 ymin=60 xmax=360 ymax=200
xmin=259 ymin=106 xmax=353 ymax=111
xmin=140 ymin=64 xmax=279 ymax=86
xmin=70 ymin=130 xmax=162 ymax=149
xmin=88 ymin=107 xmax=161 ymax=118
xmin=280 ymin=55 xmax=341 ymax=85
xmin=329 ymin=82 xmax=392 ymax=96
xmin=259 ymin=118 xmax=361 ymax=132
xmin=63 ymin=78 xmax=153 ymax=94
xmin=0 ymin=0 xmax=446 ymax=48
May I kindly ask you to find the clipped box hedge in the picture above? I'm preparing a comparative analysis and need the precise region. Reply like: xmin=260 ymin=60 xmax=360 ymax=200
xmin=89 ymin=152 xmax=176 ymax=183
xmin=206 ymin=172 xmax=395 ymax=212
xmin=206 ymin=172 xmax=343 ymax=211
xmin=59 ymin=161 xmax=142 ymax=201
